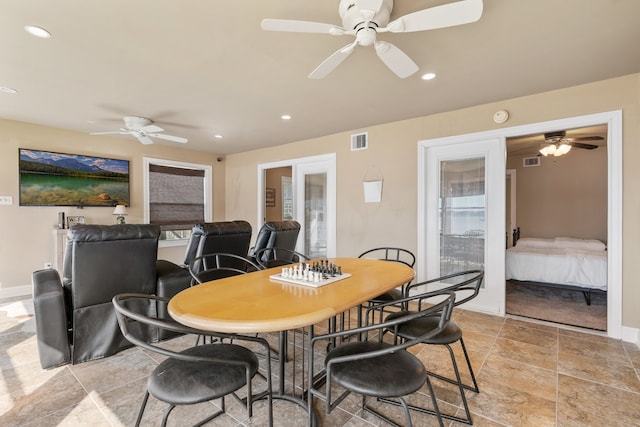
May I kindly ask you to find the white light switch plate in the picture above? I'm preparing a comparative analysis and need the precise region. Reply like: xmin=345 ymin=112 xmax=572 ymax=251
xmin=0 ymin=196 xmax=13 ymax=205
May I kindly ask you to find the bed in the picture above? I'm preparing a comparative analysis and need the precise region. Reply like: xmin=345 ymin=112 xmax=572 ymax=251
xmin=505 ymin=234 xmax=607 ymax=305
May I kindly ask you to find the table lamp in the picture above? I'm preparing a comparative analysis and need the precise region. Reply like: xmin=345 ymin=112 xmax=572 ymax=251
xmin=113 ymin=205 xmax=128 ymax=224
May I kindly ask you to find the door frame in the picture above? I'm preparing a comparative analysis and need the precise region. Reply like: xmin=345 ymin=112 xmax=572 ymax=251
xmin=423 ymin=138 xmax=505 ymax=315
xmin=417 ymin=110 xmax=622 ymax=339
xmin=257 ymin=153 xmax=337 ymax=257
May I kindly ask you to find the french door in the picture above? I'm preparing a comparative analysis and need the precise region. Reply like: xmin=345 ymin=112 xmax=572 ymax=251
xmin=258 ymin=154 xmax=336 ymax=259
xmin=419 ymin=138 xmax=505 ymax=315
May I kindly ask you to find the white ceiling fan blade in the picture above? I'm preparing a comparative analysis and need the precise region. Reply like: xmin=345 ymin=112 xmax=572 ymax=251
xmin=141 ymin=124 xmax=163 ymax=133
xmin=374 ymin=41 xmax=419 ymax=78
xmin=261 ymin=19 xmax=346 ymax=35
xmin=358 ymin=0 xmax=383 ymax=20
xmin=308 ymin=43 xmax=356 ymax=79
xmin=147 ymin=133 xmax=188 ymax=143
xmin=90 ymin=131 xmax=124 ymax=135
xmin=137 ymin=135 xmax=155 ymax=145
xmin=384 ymin=0 xmax=483 ymax=33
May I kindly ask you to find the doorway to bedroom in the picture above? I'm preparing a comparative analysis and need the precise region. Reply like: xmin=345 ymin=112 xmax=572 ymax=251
xmin=417 ymin=110 xmax=622 ymax=338
xmin=505 ymin=124 xmax=608 ymax=331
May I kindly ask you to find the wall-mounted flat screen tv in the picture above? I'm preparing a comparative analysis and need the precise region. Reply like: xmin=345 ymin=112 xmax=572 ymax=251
xmin=19 ymin=148 xmax=130 ymax=207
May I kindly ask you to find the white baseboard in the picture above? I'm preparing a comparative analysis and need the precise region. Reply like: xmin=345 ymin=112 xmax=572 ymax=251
xmin=621 ymin=326 xmax=640 ymax=347
xmin=0 ymin=285 xmax=32 ymax=300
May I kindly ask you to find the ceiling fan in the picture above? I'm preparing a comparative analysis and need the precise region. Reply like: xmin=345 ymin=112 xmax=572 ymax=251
xmin=538 ymin=130 xmax=603 ymax=157
xmin=91 ymin=116 xmax=188 ymax=145
xmin=261 ymin=0 xmax=484 ymax=79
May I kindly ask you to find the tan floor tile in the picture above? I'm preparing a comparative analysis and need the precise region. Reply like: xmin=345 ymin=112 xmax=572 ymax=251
xmin=490 ymin=336 xmax=558 ymax=371
xmin=558 ymin=374 xmax=640 ymax=426
xmin=466 ymin=377 xmax=556 ymax=426
xmin=22 ymin=396 xmax=111 ymax=427
xmin=558 ymin=351 xmax=640 ymax=393
xmin=559 ymin=333 xmax=628 ymax=363
xmin=505 ymin=316 xmax=560 ymax=334
xmin=478 ymin=355 xmax=556 ymax=401
xmin=499 ymin=322 xmax=558 ymax=350
xmin=69 ymin=347 xmax=158 ymax=394
xmin=454 ymin=309 xmax=505 ymax=337
xmin=0 ymin=368 xmax=88 ymax=425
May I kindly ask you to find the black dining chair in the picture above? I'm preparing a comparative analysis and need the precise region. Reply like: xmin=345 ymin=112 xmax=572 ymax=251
xmin=358 ymin=247 xmax=416 ymax=323
xmin=380 ymin=269 xmax=484 ymax=425
xmin=188 ymin=252 xmax=261 ymax=284
xmin=112 ymin=293 xmax=272 ymax=427
xmin=254 ymin=247 xmax=310 ymax=270
xmin=307 ymin=290 xmax=457 ymax=427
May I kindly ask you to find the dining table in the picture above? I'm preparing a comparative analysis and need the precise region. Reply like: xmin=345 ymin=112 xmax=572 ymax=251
xmin=168 ymin=257 xmax=415 ymax=424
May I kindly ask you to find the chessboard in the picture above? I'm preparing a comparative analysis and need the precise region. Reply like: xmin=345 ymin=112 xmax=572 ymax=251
xmin=269 ymin=260 xmax=351 ymax=288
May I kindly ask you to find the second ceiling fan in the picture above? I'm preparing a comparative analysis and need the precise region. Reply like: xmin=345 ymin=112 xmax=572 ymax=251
xmin=261 ymin=0 xmax=484 ymax=79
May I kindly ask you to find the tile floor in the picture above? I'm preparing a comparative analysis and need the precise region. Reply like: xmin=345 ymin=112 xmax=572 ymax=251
xmin=0 ymin=297 xmax=639 ymax=426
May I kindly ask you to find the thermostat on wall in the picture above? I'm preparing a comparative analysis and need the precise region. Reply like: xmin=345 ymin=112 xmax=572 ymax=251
xmin=493 ymin=110 xmax=509 ymax=124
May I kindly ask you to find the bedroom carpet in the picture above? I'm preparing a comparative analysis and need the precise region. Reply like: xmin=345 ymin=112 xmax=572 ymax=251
xmin=505 ymin=280 xmax=607 ymax=331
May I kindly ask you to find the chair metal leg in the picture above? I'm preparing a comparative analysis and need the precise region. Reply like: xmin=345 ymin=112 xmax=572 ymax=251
xmin=160 ymin=404 xmax=176 ymax=427
xmin=135 ymin=391 xmax=150 ymax=427
xmin=379 ymin=339 xmax=476 ymax=425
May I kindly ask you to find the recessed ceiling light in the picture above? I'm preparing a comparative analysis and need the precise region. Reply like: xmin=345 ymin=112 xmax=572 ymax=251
xmin=281 ymin=114 xmax=291 ymax=120
xmin=421 ymin=72 xmax=437 ymax=81
xmin=0 ymin=86 xmax=17 ymax=94
xmin=214 ymin=134 xmax=223 ymax=139
xmin=24 ymin=25 xmax=51 ymax=38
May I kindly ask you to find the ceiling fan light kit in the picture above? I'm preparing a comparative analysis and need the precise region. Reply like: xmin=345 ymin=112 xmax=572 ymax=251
xmin=537 ymin=130 xmax=602 ymax=157
xmin=261 ymin=0 xmax=483 ymax=79
xmin=539 ymin=143 xmax=571 ymax=157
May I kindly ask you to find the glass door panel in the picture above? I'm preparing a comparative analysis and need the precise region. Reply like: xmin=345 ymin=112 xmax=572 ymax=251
xmin=303 ymin=173 xmax=327 ymax=258
xmin=439 ymin=158 xmax=486 ymax=280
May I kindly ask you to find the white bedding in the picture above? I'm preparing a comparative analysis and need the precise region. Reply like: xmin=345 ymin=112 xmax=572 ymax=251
xmin=505 ymin=238 xmax=607 ymax=291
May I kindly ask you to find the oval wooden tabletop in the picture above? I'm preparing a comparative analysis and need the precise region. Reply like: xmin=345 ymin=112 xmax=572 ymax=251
xmin=168 ymin=257 xmax=415 ymax=333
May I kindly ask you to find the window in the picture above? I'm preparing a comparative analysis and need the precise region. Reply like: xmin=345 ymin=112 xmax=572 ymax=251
xmin=282 ymin=176 xmax=293 ymax=220
xmin=143 ymin=157 xmax=212 ymax=244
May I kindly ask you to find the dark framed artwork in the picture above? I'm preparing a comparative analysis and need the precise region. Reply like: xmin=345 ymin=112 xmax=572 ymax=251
xmin=265 ymin=187 xmax=276 ymax=207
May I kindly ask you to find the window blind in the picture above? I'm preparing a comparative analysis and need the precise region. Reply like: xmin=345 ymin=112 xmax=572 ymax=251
xmin=148 ymin=164 xmax=205 ymax=231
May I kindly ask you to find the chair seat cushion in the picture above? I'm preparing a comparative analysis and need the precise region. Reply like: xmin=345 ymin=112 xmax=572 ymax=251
xmin=387 ymin=312 xmax=462 ymax=345
xmin=148 ymin=343 xmax=259 ymax=405
xmin=369 ymin=288 xmax=403 ymax=304
xmin=325 ymin=341 xmax=426 ymax=398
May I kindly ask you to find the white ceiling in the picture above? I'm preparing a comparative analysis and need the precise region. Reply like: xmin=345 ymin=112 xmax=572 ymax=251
xmin=1 ymin=0 xmax=639 ymax=155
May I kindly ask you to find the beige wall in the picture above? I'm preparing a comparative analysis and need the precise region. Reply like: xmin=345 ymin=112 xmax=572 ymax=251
xmin=0 ymin=119 xmax=225 ymax=289
xmin=507 ymin=144 xmax=607 ymax=242
xmin=224 ymin=74 xmax=640 ymax=330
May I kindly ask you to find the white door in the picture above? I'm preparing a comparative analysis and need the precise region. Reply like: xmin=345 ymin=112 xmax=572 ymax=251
xmin=258 ymin=154 xmax=336 ymax=259
xmin=420 ymin=138 xmax=505 ymax=315
xmin=294 ymin=158 xmax=336 ymax=258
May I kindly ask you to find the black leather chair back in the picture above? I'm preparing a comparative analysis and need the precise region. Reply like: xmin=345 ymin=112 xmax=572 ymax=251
xmin=183 ymin=220 xmax=252 ymax=266
xmin=251 ymin=221 xmax=301 ymax=262
xmin=57 ymin=224 xmax=159 ymax=365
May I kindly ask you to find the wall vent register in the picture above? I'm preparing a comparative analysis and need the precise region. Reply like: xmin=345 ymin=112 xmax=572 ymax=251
xmin=351 ymin=132 xmax=368 ymax=151
xmin=523 ymin=157 xmax=540 ymax=167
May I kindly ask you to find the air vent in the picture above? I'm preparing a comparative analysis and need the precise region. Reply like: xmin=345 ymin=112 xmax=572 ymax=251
xmin=523 ymin=157 xmax=540 ymax=167
xmin=351 ymin=132 xmax=368 ymax=151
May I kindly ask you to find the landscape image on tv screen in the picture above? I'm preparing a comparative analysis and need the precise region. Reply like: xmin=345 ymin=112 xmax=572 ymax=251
xmin=19 ymin=148 xmax=130 ymax=207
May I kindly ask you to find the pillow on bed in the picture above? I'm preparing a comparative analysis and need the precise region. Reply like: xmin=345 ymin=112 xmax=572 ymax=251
xmin=514 ymin=237 xmax=555 ymax=249
xmin=553 ymin=237 xmax=607 ymax=251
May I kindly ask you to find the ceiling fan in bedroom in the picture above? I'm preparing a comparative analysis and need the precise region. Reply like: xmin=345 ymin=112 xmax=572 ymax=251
xmin=90 ymin=116 xmax=188 ymax=145
xmin=538 ymin=130 xmax=603 ymax=157
xmin=261 ymin=0 xmax=484 ymax=79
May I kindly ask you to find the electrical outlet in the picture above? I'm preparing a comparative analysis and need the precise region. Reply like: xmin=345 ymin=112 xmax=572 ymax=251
xmin=0 ymin=196 xmax=13 ymax=205
xmin=44 ymin=262 xmax=52 ymax=269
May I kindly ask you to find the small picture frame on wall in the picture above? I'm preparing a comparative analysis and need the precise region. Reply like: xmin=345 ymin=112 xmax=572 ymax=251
xmin=265 ymin=188 xmax=276 ymax=207
xmin=66 ymin=216 xmax=85 ymax=229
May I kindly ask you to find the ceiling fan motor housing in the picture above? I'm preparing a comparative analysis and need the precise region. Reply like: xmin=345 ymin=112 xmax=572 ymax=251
xmin=339 ymin=0 xmax=393 ymax=30
xmin=124 ymin=116 xmax=152 ymax=130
